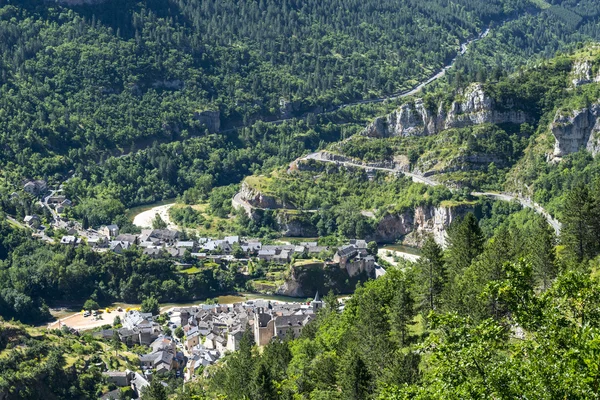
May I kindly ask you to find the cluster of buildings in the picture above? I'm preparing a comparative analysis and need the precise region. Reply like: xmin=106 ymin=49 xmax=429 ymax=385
xmin=51 ymin=226 xmax=336 ymax=265
xmin=22 ymin=179 xmax=47 ymax=196
xmin=176 ymin=296 xmax=325 ymax=380
xmin=97 ymin=296 xmax=328 ymax=383
xmin=332 ymin=239 xmax=377 ymax=277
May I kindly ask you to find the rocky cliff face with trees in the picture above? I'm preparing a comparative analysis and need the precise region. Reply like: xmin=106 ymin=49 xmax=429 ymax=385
xmin=364 ymin=84 xmax=530 ymax=138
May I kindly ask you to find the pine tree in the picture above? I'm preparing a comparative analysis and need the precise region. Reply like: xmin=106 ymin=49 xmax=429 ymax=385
xmin=340 ymin=352 xmax=373 ymax=400
xmin=449 ymin=225 xmax=514 ymax=320
xmin=252 ymin=362 xmax=277 ymax=400
xmin=562 ymin=183 xmax=595 ymax=261
xmin=445 ymin=213 xmax=484 ymax=281
xmin=389 ymin=280 xmax=415 ymax=347
xmin=528 ymin=216 xmax=557 ymax=290
xmin=143 ymin=379 xmax=167 ymax=400
xmin=416 ymin=236 xmax=446 ymax=312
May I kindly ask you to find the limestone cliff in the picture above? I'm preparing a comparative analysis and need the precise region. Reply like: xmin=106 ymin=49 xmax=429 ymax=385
xmin=364 ymin=84 xmax=529 ymax=138
xmin=571 ymin=60 xmax=600 ymax=87
xmin=276 ymin=213 xmax=318 ymax=237
xmin=275 ymin=261 xmax=371 ymax=298
xmin=240 ymin=181 xmax=284 ymax=209
xmin=551 ymin=103 xmax=600 ymax=159
xmin=369 ymin=203 xmax=475 ymax=247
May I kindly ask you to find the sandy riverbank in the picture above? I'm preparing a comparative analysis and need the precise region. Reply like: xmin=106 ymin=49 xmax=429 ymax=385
xmin=378 ymin=248 xmax=420 ymax=266
xmin=132 ymin=203 xmax=177 ymax=229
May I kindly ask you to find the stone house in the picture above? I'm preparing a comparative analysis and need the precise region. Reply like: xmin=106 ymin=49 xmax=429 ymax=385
xmin=226 ymin=329 xmax=245 ymax=352
xmin=101 ymin=224 xmax=119 ymax=238
xmin=23 ymin=215 xmax=41 ymax=229
xmin=23 ymin=180 xmax=47 ymax=196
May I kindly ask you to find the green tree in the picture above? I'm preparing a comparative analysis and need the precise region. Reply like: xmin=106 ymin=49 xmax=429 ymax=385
xmin=209 ymin=329 xmax=255 ymax=397
xmin=141 ymin=297 xmax=160 ymax=316
xmin=528 ymin=216 xmax=557 ymax=290
xmin=416 ymin=236 xmax=446 ymax=312
xmin=367 ymin=241 xmax=378 ymax=256
xmin=389 ymin=279 xmax=415 ymax=347
xmin=112 ymin=330 xmax=122 ymax=356
xmin=449 ymin=225 xmax=514 ymax=320
xmin=83 ymin=299 xmax=99 ymax=311
xmin=562 ymin=183 xmax=596 ymax=261
xmin=175 ymin=326 xmax=184 ymax=339
xmin=152 ymin=213 xmax=168 ymax=229
xmin=340 ymin=352 xmax=373 ymax=400
xmin=143 ymin=378 xmax=168 ymax=400
xmin=445 ymin=213 xmax=484 ymax=280
xmin=252 ymin=362 xmax=277 ymax=400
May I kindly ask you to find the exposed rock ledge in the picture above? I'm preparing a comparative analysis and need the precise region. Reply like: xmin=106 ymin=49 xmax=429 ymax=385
xmin=364 ymin=83 xmax=529 ymax=138
xmin=239 ymin=182 xmax=286 ymax=209
xmin=571 ymin=60 xmax=600 ymax=87
xmin=368 ymin=203 xmax=475 ymax=247
xmin=551 ymin=103 xmax=600 ymax=159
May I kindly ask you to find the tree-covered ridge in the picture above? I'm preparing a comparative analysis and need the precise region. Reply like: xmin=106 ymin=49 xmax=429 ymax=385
xmin=240 ymin=165 xmax=462 ymax=238
xmin=0 ymin=0 xmax=526 ymax=183
xmin=244 ymin=167 xmax=454 ymax=214
xmin=0 ymin=323 xmax=108 ymax=399
xmin=322 ymin=44 xmax=600 ymax=201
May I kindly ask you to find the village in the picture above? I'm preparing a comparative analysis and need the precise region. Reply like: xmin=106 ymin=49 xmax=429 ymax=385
xmin=16 ymin=179 xmax=380 ymax=270
xmin=86 ymin=294 xmax=336 ymax=399
xmin=16 ymin=179 xmax=393 ymax=397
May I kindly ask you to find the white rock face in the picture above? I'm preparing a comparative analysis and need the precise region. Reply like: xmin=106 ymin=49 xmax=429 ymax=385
xmin=571 ymin=60 xmax=593 ymax=87
xmin=552 ymin=103 xmax=600 ymax=158
xmin=364 ymin=99 xmax=444 ymax=137
xmin=365 ymin=84 xmax=528 ymax=138
xmin=570 ymin=59 xmax=600 ymax=87
xmin=372 ymin=204 xmax=474 ymax=247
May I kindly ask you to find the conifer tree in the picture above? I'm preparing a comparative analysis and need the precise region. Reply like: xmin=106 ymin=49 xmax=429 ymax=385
xmin=562 ymin=183 xmax=595 ymax=261
xmin=340 ymin=352 xmax=373 ymax=400
xmin=445 ymin=213 xmax=484 ymax=280
xmin=416 ymin=236 xmax=446 ymax=312
xmin=528 ymin=215 xmax=557 ymax=290
xmin=252 ymin=362 xmax=277 ymax=400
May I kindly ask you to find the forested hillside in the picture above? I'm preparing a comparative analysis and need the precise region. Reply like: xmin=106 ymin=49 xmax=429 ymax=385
xmin=1 ymin=0 xmax=599 ymax=208
xmin=182 ymin=203 xmax=600 ymax=399
xmin=0 ymin=0 xmax=523 ymax=183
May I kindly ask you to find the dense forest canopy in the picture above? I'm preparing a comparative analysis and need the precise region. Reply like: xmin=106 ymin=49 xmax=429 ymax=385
xmin=0 ymin=0 xmax=595 ymax=194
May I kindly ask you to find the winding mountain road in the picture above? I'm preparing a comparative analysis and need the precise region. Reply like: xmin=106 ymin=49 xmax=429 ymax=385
xmin=237 ymin=150 xmax=562 ymax=236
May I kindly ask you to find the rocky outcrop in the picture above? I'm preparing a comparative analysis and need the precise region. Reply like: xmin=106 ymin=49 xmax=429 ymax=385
xmin=276 ymin=261 xmax=370 ymax=297
xmin=277 ymin=213 xmax=318 ymax=237
xmin=193 ymin=110 xmax=221 ymax=133
xmin=276 ymin=279 xmax=305 ymax=297
xmin=364 ymin=99 xmax=444 ymax=137
xmin=551 ymin=103 xmax=600 ymax=158
xmin=571 ymin=60 xmax=600 ymax=87
xmin=364 ymin=84 xmax=529 ymax=138
xmin=240 ymin=182 xmax=283 ymax=209
xmin=369 ymin=203 xmax=475 ymax=247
